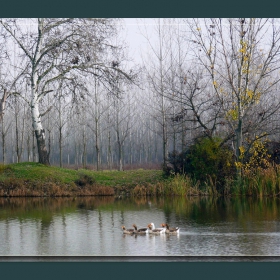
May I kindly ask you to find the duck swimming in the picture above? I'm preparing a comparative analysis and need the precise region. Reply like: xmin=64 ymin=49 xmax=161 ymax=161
xmin=147 ymin=223 xmax=166 ymax=234
xmin=121 ymin=225 xmax=135 ymax=234
xmin=161 ymin=223 xmax=180 ymax=234
xmin=147 ymin=224 xmax=165 ymax=234
xmin=132 ymin=224 xmax=148 ymax=234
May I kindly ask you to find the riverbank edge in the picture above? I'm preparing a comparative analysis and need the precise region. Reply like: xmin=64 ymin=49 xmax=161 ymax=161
xmin=2 ymin=162 xmax=280 ymax=198
xmin=0 ymin=162 xmax=171 ymax=198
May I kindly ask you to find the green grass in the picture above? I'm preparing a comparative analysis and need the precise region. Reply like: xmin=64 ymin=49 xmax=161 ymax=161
xmin=0 ymin=162 xmax=165 ymax=197
xmin=88 ymin=168 xmax=164 ymax=187
xmin=0 ymin=162 xmax=222 ymax=197
xmin=0 ymin=162 xmax=78 ymax=184
xmin=0 ymin=163 xmax=164 ymax=186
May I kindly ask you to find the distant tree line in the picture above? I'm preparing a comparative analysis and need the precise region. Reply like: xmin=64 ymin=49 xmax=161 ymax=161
xmin=1 ymin=18 xmax=280 ymax=178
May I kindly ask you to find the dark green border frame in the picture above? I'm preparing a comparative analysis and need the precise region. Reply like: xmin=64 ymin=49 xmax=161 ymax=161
xmin=1 ymin=262 xmax=280 ymax=280
xmin=1 ymin=0 xmax=280 ymax=17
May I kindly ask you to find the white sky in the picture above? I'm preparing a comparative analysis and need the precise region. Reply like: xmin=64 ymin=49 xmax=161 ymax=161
xmin=121 ymin=18 xmax=156 ymax=65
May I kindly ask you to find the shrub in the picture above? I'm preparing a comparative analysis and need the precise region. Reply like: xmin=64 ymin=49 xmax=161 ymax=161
xmin=75 ymin=170 xmax=96 ymax=187
xmin=241 ymin=136 xmax=271 ymax=174
xmin=167 ymin=136 xmax=235 ymax=194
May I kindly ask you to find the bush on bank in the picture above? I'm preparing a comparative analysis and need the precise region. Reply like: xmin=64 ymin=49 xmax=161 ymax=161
xmin=2 ymin=150 xmax=280 ymax=198
xmin=166 ymin=137 xmax=235 ymax=194
xmin=165 ymin=136 xmax=280 ymax=197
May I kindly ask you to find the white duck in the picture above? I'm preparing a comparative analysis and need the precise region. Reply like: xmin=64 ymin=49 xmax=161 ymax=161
xmin=121 ymin=225 xmax=135 ymax=234
xmin=147 ymin=224 xmax=165 ymax=235
xmin=132 ymin=224 xmax=148 ymax=234
xmin=147 ymin=223 xmax=166 ymax=234
xmin=161 ymin=223 xmax=180 ymax=234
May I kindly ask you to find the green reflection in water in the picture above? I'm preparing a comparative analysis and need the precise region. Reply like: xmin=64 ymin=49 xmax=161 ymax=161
xmin=0 ymin=196 xmax=280 ymax=229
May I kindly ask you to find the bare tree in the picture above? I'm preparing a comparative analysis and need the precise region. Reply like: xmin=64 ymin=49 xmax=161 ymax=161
xmin=111 ymin=82 xmax=133 ymax=171
xmin=0 ymin=18 xmax=134 ymax=165
xmin=85 ymin=76 xmax=109 ymax=170
xmin=187 ymin=18 xmax=280 ymax=177
xmin=140 ymin=19 xmax=172 ymax=168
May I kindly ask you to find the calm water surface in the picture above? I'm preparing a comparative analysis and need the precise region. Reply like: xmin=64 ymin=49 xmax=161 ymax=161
xmin=1 ymin=196 xmax=280 ymax=256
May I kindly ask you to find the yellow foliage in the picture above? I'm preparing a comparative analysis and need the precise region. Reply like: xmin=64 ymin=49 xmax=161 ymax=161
xmin=226 ymin=109 xmax=238 ymax=121
xmin=246 ymin=90 xmax=253 ymax=99
xmin=234 ymin=136 xmax=271 ymax=177
xmin=239 ymin=146 xmax=245 ymax=159
xmin=239 ymin=47 xmax=246 ymax=54
xmin=235 ymin=161 xmax=243 ymax=169
xmin=241 ymin=89 xmax=261 ymax=107
xmin=242 ymin=137 xmax=271 ymax=175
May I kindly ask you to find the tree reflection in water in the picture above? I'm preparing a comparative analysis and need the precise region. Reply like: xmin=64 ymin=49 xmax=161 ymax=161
xmin=0 ymin=196 xmax=280 ymax=255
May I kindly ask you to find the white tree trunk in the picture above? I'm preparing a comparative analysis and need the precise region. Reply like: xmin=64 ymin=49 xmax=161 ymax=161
xmin=31 ymin=89 xmax=50 ymax=165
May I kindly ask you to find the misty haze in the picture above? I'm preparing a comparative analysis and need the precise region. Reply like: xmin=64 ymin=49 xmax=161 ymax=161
xmin=1 ymin=18 xmax=280 ymax=258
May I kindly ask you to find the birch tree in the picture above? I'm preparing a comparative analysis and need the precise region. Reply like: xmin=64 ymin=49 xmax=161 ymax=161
xmin=0 ymin=18 xmax=134 ymax=165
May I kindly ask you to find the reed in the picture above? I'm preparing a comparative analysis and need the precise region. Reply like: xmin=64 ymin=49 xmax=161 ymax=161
xmin=204 ymin=176 xmax=219 ymax=196
xmin=229 ymin=165 xmax=280 ymax=197
xmin=131 ymin=174 xmax=207 ymax=197
xmin=132 ymin=185 xmax=148 ymax=196
xmin=166 ymin=174 xmax=189 ymax=196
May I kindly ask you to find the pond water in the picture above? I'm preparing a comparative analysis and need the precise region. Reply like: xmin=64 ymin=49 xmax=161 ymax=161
xmin=1 ymin=196 xmax=280 ymax=256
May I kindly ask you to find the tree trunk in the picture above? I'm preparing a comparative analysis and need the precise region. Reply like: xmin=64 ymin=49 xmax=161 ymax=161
xmin=30 ymin=19 xmax=49 ymax=165
xmin=32 ymin=130 xmax=36 ymax=162
xmin=95 ymin=118 xmax=100 ymax=171
xmin=0 ymin=89 xmax=8 ymax=123
xmin=107 ymin=130 xmax=112 ymax=170
xmin=118 ymin=142 xmax=123 ymax=171
xmin=1 ymin=117 xmax=5 ymax=164
xmin=31 ymin=94 xmax=50 ymax=165
xmin=34 ymin=129 xmax=50 ymax=165
xmin=27 ymin=133 xmax=31 ymax=162
xmin=14 ymin=96 xmax=23 ymax=163
xmin=0 ymin=89 xmax=9 ymax=164
xmin=82 ymin=125 xmax=87 ymax=169
xmin=59 ymin=126 xmax=63 ymax=167
xmin=235 ymin=118 xmax=243 ymax=180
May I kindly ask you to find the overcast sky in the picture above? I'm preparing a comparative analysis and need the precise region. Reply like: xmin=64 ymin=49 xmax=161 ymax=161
xmin=122 ymin=18 xmax=156 ymax=65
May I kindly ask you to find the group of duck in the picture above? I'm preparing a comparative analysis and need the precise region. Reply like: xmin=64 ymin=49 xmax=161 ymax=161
xmin=121 ymin=223 xmax=180 ymax=235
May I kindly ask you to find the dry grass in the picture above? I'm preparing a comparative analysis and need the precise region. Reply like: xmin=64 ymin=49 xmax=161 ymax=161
xmin=0 ymin=184 xmax=114 ymax=197
xmin=0 ymin=176 xmax=114 ymax=197
xmin=239 ymin=165 xmax=280 ymax=197
xmin=131 ymin=174 xmax=207 ymax=197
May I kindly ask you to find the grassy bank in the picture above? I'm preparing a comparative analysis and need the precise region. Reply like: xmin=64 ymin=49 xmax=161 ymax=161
xmin=0 ymin=162 xmax=166 ymax=197
xmin=2 ymin=162 xmax=279 ymax=198
xmin=0 ymin=163 xmax=109 ymax=197
xmin=0 ymin=162 xmax=207 ymax=197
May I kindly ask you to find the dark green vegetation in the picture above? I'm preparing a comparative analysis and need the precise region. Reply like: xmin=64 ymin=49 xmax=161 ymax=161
xmin=166 ymin=136 xmax=280 ymax=197
xmin=167 ymin=137 xmax=234 ymax=191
